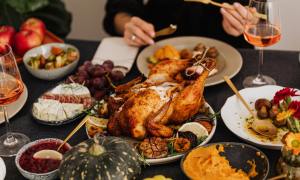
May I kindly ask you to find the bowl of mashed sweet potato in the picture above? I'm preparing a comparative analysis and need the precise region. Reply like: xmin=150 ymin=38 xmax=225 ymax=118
xmin=181 ymin=142 xmax=269 ymax=180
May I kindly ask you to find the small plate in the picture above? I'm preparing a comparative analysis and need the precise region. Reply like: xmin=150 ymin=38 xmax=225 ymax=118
xmin=32 ymin=112 xmax=86 ymax=126
xmin=0 ymin=157 xmax=6 ymax=180
xmin=85 ymin=102 xmax=217 ymax=165
xmin=0 ymin=85 xmax=28 ymax=124
xmin=137 ymin=36 xmax=243 ymax=87
xmin=181 ymin=142 xmax=269 ymax=180
xmin=31 ymin=83 xmax=93 ymax=126
xmin=221 ymin=85 xmax=300 ymax=150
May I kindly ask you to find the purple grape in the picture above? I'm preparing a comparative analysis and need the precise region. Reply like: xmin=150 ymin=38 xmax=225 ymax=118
xmin=77 ymin=76 xmax=86 ymax=84
xmin=78 ymin=65 xmax=86 ymax=72
xmin=94 ymin=90 xmax=106 ymax=101
xmin=87 ymin=66 xmax=95 ymax=76
xmin=110 ymin=70 xmax=124 ymax=82
xmin=77 ymin=70 xmax=89 ymax=79
xmin=94 ymin=64 xmax=102 ymax=69
xmin=84 ymin=79 xmax=91 ymax=87
xmin=92 ymin=77 xmax=105 ymax=89
xmin=89 ymin=87 xmax=96 ymax=95
xmin=83 ymin=61 xmax=92 ymax=66
xmin=103 ymin=63 xmax=112 ymax=73
xmin=92 ymin=66 xmax=106 ymax=77
xmin=103 ymin=60 xmax=114 ymax=69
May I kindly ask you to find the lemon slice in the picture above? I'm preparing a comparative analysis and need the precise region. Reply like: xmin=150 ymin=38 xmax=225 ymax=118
xmin=86 ymin=115 xmax=108 ymax=128
xmin=178 ymin=122 xmax=208 ymax=138
xmin=33 ymin=150 xmax=63 ymax=160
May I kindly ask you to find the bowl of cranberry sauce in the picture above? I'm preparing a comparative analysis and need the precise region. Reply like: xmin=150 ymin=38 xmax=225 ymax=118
xmin=15 ymin=138 xmax=71 ymax=180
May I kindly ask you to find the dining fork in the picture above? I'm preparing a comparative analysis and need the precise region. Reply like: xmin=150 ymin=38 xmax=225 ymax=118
xmin=184 ymin=0 xmax=267 ymax=20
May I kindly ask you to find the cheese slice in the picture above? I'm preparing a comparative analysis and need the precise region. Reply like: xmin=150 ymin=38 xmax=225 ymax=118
xmin=47 ymin=105 xmax=59 ymax=121
xmin=32 ymin=102 xmax=43 ymax=119
xmin=56 ymin=103 xmax=67 ymax=121
xmin=51 ymin=83 xmax=90 ymax=97
xmin=33 ymin=98 xmax=67 ymax=121
xmin=62 ymin=103 xmax=84 ymax=119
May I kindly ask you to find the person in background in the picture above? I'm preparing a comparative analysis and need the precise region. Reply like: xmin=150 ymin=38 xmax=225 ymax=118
xmin=104 ymin=0 xmax=252 ymax=48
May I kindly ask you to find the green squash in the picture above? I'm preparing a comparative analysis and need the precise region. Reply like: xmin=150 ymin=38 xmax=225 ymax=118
xmin=59 ymin=136 xmax=142 ymax=180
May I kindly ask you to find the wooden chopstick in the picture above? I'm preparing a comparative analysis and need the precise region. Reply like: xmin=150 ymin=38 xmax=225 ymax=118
xmin=223 ymin=76 xmax=256 ymax=118
xmin=184 ymin=0 xmax=267 ymax=20
xmin=268 ymin=174 xmax=287 ymax=180
xmin=57 ymin=116 xmax=89 ymax=151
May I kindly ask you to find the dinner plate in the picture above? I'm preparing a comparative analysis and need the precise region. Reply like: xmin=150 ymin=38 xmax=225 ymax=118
xmin=221 ymin=85 xmax=300 ymax=150
xmin=137 ymin=36 xmax=243 ymax=87
xmin=0 ymin=157 xmax=6 ymax=180
xmin=0 ymin=85 xmax=28 ymax=124
xmin=181 ymin=142 xmax=269 ymax=180
xmin=85 ymin=102 xmax=217 ymax=165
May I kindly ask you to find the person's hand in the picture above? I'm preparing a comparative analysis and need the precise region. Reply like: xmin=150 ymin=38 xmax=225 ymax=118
xmin=124 ymin=16 xmax=155 ymax=47
xmin=220 ymin=3 xmax=249 ymax=37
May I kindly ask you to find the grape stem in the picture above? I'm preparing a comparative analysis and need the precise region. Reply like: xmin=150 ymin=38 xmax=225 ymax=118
xmin=105 ymin=73 xmax=117 ymax=89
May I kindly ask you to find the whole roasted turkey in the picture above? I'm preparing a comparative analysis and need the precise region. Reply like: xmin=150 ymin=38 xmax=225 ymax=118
xmin=107 ymin=57 xmax=216 ymax=140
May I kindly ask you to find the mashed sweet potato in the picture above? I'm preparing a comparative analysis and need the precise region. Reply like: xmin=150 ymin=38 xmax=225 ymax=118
xmin=183 ymin=145 xmax=257 ymax=180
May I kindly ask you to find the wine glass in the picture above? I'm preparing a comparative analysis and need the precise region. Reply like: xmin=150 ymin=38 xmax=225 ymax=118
xmin=0 ymin=44 xmax=30 ymax=157
xmin=243 ymin=0 xmax=281 ymax=87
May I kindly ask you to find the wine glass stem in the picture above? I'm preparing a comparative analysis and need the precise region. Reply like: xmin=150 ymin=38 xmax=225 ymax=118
xmin=255 ymin=47 xmax=264 ymax=82
xmin=1 ymin=106 xmax=17 ymax=146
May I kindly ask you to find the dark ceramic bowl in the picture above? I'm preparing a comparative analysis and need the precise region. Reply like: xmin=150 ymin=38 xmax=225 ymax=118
xmin=181 ymin=142 xmax=269 ymax=180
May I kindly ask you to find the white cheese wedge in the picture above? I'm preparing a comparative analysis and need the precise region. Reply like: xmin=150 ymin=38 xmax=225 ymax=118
xmin=51 ymin=83 xmax=90 ymax=97
xmin=32 ymin=102 xmax=43 ymax=119
xmin=47 ymin=105 xmax=59 ymax=121
xmin=62 ymin=103 xmax=84 ymax=119
xmin=56 ymin=104 xmax=67 ymax=121
xmin=33 ymin=98 xmax=67 ymax=121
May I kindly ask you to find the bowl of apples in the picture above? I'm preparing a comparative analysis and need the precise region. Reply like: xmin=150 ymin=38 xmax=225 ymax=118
xmin=23 ymin=43 xmax=80 ymax=80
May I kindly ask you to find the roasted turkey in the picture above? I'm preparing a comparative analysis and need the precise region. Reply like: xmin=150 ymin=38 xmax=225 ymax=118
xmin=107 ymin=57 xmax=216 ymax=139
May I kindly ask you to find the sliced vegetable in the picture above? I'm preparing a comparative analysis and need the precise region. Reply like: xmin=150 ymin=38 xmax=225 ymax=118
xmin=27 ymin=46 xmax=78 ymax=70
xmin=51 ymin=46 xmax=64 ymax=55
xmin=147 ymin=56 xmax=158 ymax=64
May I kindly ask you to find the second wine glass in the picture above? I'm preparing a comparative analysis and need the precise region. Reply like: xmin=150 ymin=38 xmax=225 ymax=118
xmin=243 ymin=0 xmax=281 ymax=87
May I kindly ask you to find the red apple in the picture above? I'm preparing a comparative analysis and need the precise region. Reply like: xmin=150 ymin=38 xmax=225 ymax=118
xmin=14 ymin=30 xmax=42 ymax=56
xmin=20 ymin=18 xmax=46 ymax=40
xmin=0 ymin=25 xmax=16 ymax=46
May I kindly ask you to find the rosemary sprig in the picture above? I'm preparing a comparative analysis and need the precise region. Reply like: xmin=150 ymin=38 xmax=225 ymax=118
xmin=208 ymin=111 xmax=220 ymax=120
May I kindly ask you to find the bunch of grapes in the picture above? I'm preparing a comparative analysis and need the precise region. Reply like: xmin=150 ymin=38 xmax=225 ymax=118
xmin=66 ymin=60 xmax=125 ymax=100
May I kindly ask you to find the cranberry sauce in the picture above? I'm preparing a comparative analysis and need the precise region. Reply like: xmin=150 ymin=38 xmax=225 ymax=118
xmin=19 ymin=141 xmax=70 ymax=173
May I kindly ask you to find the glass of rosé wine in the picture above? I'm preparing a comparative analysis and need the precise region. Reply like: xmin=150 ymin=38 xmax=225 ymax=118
xmin=243 ymin=0 xmax=281 ymax=87
xmin=0 ymin=44 xmax=30 ymax=157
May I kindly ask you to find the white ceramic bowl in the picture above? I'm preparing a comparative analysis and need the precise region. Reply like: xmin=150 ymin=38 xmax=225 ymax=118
xmin=15 ymin=138 xmax=71 ymax=180
xmin=23 ymin=43 xmax=80 ymax=80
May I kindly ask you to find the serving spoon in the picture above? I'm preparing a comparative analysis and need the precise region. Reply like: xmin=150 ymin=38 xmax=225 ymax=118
xmin=223 ymin=76 xmax=277 ymax=138
xmin=33 ymin=116 xmax=89 ymax=160
xmin=185 ymin=0 xmax=267 ymax=20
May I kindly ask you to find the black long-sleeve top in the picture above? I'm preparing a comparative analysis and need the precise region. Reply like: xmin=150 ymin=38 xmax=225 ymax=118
xmin=104 ymin=0 xmax=252 ymax=48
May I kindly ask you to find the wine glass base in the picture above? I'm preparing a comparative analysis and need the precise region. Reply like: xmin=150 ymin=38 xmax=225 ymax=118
xmin=243 ymin=75 xmax=276 ymax=88
xmin=0 ymin=133 xmax=30 ymax=157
